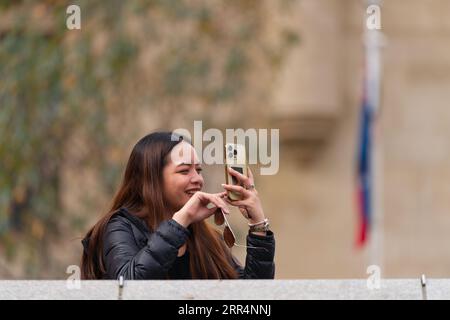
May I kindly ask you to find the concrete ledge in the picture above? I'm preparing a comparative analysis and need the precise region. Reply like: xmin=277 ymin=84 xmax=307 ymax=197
xmin=0 ymin=279 xmax=448 ymax=300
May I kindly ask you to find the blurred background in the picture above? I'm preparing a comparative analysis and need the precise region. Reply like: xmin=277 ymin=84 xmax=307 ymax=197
xmin=1 ymin=0 xmax=450 ymax=279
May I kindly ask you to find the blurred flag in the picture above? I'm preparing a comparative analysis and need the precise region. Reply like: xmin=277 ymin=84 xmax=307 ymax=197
xmin=356 ymin=84 xmax=374 ymax=247
xmin=356 ymin=23 xmax=382 ymax=248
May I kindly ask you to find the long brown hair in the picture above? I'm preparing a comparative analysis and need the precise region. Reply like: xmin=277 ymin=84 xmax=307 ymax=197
xmin=80 ymin=132 xmax=238 ymax=279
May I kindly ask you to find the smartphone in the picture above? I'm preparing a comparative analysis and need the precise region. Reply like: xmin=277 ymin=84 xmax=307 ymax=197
xmin=224 ymin=143 xmax=248 ymax=201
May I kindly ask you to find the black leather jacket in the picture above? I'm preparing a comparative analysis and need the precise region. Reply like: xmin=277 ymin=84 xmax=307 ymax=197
xmin=82 ymin=208 xmax=275 ymax=279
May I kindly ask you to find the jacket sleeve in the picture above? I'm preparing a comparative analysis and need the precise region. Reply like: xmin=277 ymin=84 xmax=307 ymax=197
xmin=232 ymin=231 xmax=276 ymax=279
xmin=103 ymin=216 xmax=190 ymax=280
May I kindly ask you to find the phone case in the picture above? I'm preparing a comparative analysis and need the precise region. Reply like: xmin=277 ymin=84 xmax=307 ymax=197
xmin=224 ymin=143 xmax=248 ymax=201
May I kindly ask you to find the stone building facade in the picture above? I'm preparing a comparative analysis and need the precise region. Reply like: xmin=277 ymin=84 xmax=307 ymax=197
xmin=263 ymin=0 xmax=450 ymax=278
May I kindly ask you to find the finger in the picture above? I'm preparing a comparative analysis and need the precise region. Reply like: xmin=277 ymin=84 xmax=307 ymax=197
xmin=221 ymin=183 xmax=249 ymax=196
xmin=224 ymin=197 xmax=247 ymax=207
xmin=214 ymin=195 xmax=230 ymax=213
xmin=228 ymin=167 xmax=251 ymax=186
xmin=210 ymin=206 xmax=224 ymax=216
xmin=206 ymin=202 xmax=217 ymax=209
xmin=207 ymin=194 xmax=230 ymax=214
xmin=202 ymin=193 xmax=225 ymax=211
xmin=216 ymin=191 xmax=228 ymax=198
xmin=207 ymin=202 xmax=228 ymax=216
xmin=247 ymin=166 xmax=254 ymax=184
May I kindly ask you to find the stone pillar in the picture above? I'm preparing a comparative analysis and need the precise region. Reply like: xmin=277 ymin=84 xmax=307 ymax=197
xmin=272 ymin=0 xmax=345 ymax=161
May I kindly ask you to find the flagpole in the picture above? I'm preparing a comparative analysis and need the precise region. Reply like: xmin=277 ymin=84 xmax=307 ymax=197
xmin=364 ymin=0 xmax=384 ymax=273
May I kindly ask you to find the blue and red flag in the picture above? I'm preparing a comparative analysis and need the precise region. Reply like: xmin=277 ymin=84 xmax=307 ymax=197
xmin=356 ymin=88 xmax=374 ymax=247
xmin=356 ymin=6 xmax=383 ymax=249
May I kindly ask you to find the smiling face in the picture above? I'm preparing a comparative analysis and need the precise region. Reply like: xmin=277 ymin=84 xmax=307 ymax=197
xmin=162 ymin=141 xmax=204 ymax=214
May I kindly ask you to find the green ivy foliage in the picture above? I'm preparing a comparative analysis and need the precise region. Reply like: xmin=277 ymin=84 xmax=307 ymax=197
xmin=0 ymin=0 xmax=298 ymax=277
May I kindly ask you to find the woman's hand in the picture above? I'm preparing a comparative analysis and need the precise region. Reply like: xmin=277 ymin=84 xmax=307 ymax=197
xmin=221 ymin=167 xmax=266 ymax=224
xmin=173 ymin=191 xmax=230 ymax=228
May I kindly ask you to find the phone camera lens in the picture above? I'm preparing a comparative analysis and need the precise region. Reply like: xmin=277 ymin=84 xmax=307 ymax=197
xmin=228 ymin=152 xmax=233 ymax=158
xmin=228 ymin=145 xmax=233 ymax=152
xmin=233 ymin=149 xmax=237 ymax=156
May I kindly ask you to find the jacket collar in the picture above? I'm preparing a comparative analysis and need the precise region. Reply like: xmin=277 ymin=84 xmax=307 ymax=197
xmin=115 ymin=207 xmax=150 ymax=235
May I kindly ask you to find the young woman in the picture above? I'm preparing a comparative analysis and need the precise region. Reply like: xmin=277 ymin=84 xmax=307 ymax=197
xmin=81 ymin=131 xmax=275 ymax=279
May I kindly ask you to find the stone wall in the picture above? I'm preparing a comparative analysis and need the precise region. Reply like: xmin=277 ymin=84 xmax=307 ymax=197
xmin=0 ymin=279 xmax=446 ymax=299
xmin=260 ymin=0 xmax=450 ymax=278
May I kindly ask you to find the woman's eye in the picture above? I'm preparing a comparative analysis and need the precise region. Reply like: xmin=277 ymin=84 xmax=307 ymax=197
xmin=177 ymin=168 xmax=202 ymax=174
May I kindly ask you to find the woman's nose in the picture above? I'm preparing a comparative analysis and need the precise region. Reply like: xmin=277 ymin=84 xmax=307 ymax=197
xmin=191 ymin=171 xmax=203 ymax=184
